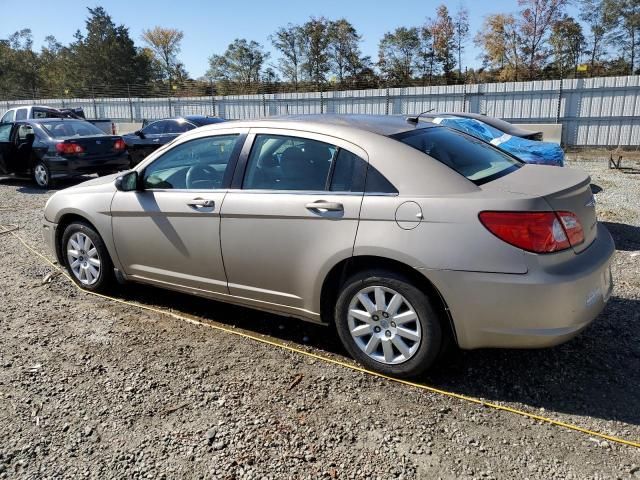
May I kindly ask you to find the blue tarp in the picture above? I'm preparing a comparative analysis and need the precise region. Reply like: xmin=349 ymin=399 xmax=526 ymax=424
xmin=433 ymin=117 xmax=565 ymax=167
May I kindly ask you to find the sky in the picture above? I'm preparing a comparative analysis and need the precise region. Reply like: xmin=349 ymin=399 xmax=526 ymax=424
xmin=0 ymin=0 xmax=581 ymax=79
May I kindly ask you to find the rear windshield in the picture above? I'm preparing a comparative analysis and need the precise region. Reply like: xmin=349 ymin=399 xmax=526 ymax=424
xmin=393 ymin=127 xmax=521 ymax=185
xmin=41 ymin=121 xmax=105 ymax=139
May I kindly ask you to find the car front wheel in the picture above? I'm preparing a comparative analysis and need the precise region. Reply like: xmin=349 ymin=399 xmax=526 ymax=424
xmin=335 ymin=270 xmax=442 ymax=378
xmin=61 ymin=221 xmax=114 ymax=293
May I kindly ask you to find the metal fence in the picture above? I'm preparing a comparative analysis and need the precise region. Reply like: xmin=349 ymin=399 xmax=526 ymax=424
xmin=3 ymin=75 xmax=640 ymax=147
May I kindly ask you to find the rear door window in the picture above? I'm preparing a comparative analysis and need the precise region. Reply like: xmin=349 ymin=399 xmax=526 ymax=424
xmin=143 ymin=121 xmax=167 ymax=135
xmin=393 ymin=127 xmax=521 ymax=185
xmin=243 ymin=134 xmax=335 ymax=191
xmin=164 ymin=120 xmax=193 ymax=134
xmin=243 ymin=134 xmax=375 ymax=193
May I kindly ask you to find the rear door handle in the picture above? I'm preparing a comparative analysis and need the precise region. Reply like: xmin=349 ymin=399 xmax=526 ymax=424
xmin=187 ymin=198 xmax=215 ymax=208
xmin=305 ymin=201 xmax=344 ymax=212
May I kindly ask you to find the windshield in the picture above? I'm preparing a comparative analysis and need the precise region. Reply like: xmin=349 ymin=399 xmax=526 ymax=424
xmin=393 ymin=127 xmax=521 ymax=185
xmin=41 ymin=121 xmax=105 ymax=139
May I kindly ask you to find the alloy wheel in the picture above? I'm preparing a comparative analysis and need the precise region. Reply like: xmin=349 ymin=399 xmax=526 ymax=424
xmin=66 ymin=232 xmax=101 ymax=285
xmin=34 ymin=164 xmax=48 ymax=187
xmin=347 ymin=285 xmax=422 ymax=365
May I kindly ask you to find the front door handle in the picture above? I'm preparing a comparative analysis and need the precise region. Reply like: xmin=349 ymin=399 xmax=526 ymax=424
xmin=187 ymin=198 xmax=215 ymax=209
xmin=305 ymin=201 xmax=344 ymax=212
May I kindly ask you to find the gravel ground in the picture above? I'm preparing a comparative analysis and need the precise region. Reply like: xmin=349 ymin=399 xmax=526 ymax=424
xmin=0 ymin=155 xmax=639 ymax=479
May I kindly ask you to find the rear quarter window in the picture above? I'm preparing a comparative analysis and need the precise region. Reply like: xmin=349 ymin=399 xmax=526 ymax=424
xmin=393 ymin=127 xmax=521 ymax=185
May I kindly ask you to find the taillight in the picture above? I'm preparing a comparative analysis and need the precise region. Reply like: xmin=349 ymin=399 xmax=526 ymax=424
xmin=113 ymin=139 xmax=126 ymax=151
xmin=56 ymin=142 xmax=85 ymax=155
xmin=479 ymin=211 xmax=584 ymax=253
xmin=557 ymin=211 xmax=584 ymax=247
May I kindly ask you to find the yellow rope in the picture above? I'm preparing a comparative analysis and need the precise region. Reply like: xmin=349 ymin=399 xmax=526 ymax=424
xmin=5 ymin=225 xmax=639 ymax=449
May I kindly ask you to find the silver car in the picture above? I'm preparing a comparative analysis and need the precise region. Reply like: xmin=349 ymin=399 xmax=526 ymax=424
xmin=43 ymin=115 xmax=614 ymax=378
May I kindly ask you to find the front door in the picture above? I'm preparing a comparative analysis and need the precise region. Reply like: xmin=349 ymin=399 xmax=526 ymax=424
xmin=220 ymin=130 xmax=367 ymax=315
xmin=111 ymin=131 xmax=246 ymax=294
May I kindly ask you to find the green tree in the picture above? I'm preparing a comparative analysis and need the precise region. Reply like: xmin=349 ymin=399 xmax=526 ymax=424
xmin=416 ymin=22 xmax=437 ymax=85
xmin=550 ymin=16 xmax=585 ymax=76
xmin=378 ymin=27 xmax=420 ymax=85
xmin=580 ymin=0 xmax=610 ymax=74
xmin=327 ymin=19 xmax=365 ymax=84
xmin=207 ymin=39 xmax=269 ymax=92
xmin=70 ymin=7 xmax=152 ymax=91
xmin=604 ymin=0 xmax=640 ymax=74
xmin=270 ymin=24 xmax=304 ymax=90
xmin=300 ymin=17 xmax=332 ymax=85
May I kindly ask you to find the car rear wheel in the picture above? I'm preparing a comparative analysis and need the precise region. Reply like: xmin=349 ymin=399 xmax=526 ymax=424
xmin=335 ymin=270 xmax=442 ymax=378
xmin=33 ymin=162 xmax=52 ymax=188
xmin=61 ymin=222 xmax=114 ymax=293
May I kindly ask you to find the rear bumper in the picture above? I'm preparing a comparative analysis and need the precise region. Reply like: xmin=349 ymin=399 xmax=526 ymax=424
xmin=424 ymin=223 xmax=615 ymax=350
xmin=47 ymin=153 xmax=130 ymax=178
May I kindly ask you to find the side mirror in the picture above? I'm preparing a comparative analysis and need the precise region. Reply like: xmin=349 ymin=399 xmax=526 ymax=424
xmin=115 ymin=170 xmax=139 ymax=191
xmin=134 ymin=130 xmax=145 ymax=139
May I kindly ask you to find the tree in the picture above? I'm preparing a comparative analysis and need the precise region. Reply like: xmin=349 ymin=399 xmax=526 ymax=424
xmin=2 ymin=29 xmax=39 ymax=97
xmin=517 ymin=0 xmax=568 ymax=79
xmin=207 ymin=39 xmax=269 ymax=92
xmin=327 ymin=19 xmax=365 ymax=84
xmin=604 ymin=0 xmax=640 ymax=74
xmin=432 ymin=4 xmax=457 ymax=82
xmin=550 ymin=16 xmax=585 ymax=76
xmin=141 ymin=27 xmax=185 ymax=86
xmin=416 ymin=23 xmax=437 ymax=85
xmin=378 ymin=27 xmax=420 ymax=85
xmin=70 ymin=7 xmax=152 ymax=90
xmin=475 ymin=14 xmax=522 ymax=81
xmin=270 ymin=24 xmax=304 ymax=89
xmin=580 ymin=0 xmax=610 ymax=74
xmin=300 ymin=17 xmax=332 ymax=85
xmin=454 ymin=4 xmax=470 ymax=80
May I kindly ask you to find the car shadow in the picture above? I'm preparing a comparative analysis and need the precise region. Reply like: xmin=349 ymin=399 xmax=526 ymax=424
xmin=602 ymin=221 xmax=640 ymax=251
xmin=113 ymin=282 xmax=640 ymax=426
xmin=0 ymin=175 xmax=95 ymax=193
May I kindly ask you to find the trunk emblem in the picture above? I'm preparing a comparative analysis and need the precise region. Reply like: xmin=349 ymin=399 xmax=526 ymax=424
xmin=96 ymin=140 xmax=102 ymax=145
xmin=585 ymin=195 xmax=596 ymax=208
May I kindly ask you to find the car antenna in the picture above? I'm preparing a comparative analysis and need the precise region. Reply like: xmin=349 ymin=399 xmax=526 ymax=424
xmin=406 ymin=109 xmax=435 ymax=125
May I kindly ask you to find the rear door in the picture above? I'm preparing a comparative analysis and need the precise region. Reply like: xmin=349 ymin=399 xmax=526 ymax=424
xmin=0 ymin=123 xmax=15 ymax=174
xmin=219 ymin=129 xmax=367 ymax=314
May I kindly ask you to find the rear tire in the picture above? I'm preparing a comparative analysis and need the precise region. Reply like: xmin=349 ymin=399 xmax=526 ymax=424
xmin=61 ymin=221 xmax=115 ymax=293
xmin=33 ymin=161 xmax=52 ymax=188
xmin=335 ymin=269 xmax=442 ymax=378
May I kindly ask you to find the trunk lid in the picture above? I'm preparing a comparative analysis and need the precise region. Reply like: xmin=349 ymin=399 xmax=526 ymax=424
xmin=482 ymin=164 xmax=598 ymax=253
xmin=58 ymin=135 xmax=122 ymax=157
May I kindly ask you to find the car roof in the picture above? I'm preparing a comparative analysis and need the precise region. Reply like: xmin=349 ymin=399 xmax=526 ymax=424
xmin=21 ymin=118 xmax=86 ymax=124
xmin=201 ymin=114 xmax=435 ymax=137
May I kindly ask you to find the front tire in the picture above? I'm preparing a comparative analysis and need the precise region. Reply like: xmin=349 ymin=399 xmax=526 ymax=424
xmin=33 ymin=161 xmax=52 ymax=188
xmin=61 ymin=222 xmax=114 ymax=293
xmin=335 ymin=270 xmax=442 ymax=378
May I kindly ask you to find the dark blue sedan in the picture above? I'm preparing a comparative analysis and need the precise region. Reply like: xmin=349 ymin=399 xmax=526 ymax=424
xmin=123 ymin=115 xmax=226 ymax=165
